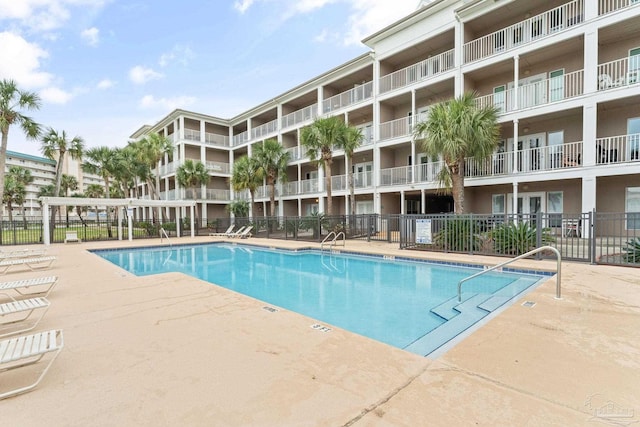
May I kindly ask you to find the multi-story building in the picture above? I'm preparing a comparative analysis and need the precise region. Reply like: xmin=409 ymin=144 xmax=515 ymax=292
xmin=3 ymin=150 xmax=104 ymax=219
xmin=132 ymin=0 xmax=640 ymax=227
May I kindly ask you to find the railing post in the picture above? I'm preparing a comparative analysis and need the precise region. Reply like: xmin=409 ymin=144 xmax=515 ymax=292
xmin=536 ymin=211 xmax=542 ymax=260
xmin=590 ymin=209 xmax=597 ymax=265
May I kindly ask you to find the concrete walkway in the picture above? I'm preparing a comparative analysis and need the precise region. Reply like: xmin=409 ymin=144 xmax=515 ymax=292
xmin=1 ymin=237 xmax=638 ymax=426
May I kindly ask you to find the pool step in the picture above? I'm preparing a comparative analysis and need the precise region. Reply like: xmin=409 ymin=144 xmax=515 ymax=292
xmin=407 ymin=294 xmax=490 ymax=356
xmin=430 ymin=293 xmax=476 ymax=320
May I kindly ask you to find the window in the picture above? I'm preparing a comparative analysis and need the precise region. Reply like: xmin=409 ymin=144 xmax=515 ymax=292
xmin=549 ymin=69 xmax=564 ymax=102
xmin=493 ymin=85 xmax=506 ymax=113
xmin=492 ymin=194 xmax=505 ymax=214
xmin=548 ymin=130 xmax=564 ymax=168
xmin=547 ymin=191 xmax=563 ymax=228
xmin=629 ymin=47 xmax=640 ymax=84
xmin=629 ymin=117 xmax=640 ymax=161
xmin=626 ymin=187 xmax=640 ymax=230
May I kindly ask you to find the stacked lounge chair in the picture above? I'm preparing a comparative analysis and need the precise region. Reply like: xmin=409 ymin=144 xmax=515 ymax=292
xmin=0 ymin=264 xmax=63 ymax=399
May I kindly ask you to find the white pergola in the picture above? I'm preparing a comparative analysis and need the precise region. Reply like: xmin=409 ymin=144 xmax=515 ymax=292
xmin=39 ymin=197 xmax=198 ymax=245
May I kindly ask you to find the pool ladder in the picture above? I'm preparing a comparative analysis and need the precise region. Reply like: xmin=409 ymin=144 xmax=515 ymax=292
xmin=457 ymin=245 xmax=561 ymax=303
xmin=321 ymin=231 xmax=345 ymax=251
xmin=160 ymin=227 xmax=172 ymax=247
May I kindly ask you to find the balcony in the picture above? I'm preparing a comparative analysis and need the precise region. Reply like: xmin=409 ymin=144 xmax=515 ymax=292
xmin=204 ymin=132 xmax=230 ymax=147
xmin=205 ymin=189 xmax=230 ymax=201
xmin=596 ymin=133 xmax=640 ymax=165
xmin=158 ymin=162 xmax=176 ymax=176
xmin=323 ymin=81 xmax=374 ymax=113
xmin=463 ymin=0 xmax=584 ymax=64
xmin=475 ymin=69 xmax=584 ymax=113
xmin=206 ymin=161 xmax=230 ymax=174
xmin=599 ymin=0 xmax=640 ymax=15
xmin=465 ymin=141 xmax=584 ymax=177
xmin=356 ymin=123 xmax=374 ymax=146
xmin=251 ymin=119 xmax=278 ymax=140
xmin=379 ymin=117 xmax=412 ymax=142
xmin=379 ymin=50 xmax=455 ymax=93
xmin=285 ymin=146 xmax=302 ymax=161
xmin=598 ymin=57 xmax=639 ymax=90
xmin=379 ymin=163 xmax=443 ymax=187
xmin=281 ymin=105 xmax=317 ymax=129
xmin=232 ymin=131 xmax=249 ymax=147
xmin=184 ymin=129 xmax=201 ymax=141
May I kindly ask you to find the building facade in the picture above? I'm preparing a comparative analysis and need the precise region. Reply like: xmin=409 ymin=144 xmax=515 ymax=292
xmin=132 ymin=0 xmax=640 ymax=227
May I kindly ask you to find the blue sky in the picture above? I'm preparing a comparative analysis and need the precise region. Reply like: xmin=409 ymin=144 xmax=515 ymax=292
xmin=1 ymin=0 xmax=419 ymax=158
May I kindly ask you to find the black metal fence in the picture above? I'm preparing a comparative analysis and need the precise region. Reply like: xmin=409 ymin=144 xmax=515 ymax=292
xmin=3 ymin=211 xmax=639 ymax=268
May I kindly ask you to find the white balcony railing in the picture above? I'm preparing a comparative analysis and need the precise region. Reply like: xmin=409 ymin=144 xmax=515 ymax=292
xmin=475 ymin=69 xmax=584 ymax=113
xmin=158 ymin=162 xmax=176 ymax=176
xmin=599 ymin=0 xmax=639 ymax=15
xmin=356 ymin=123 xmax=374 ymax=146
xmin=281 ymin=181 xmax=299 ymax=196
xmin=598 ymin=57 xmax=640 ymax=90
xmin=596 ymin=133 xmax=640 ymax=165
xmin=331 ymin=175 xmax=347 ymax=192
xmin=286 ymin=146 xmax=304 ymax=161
xmin=415 ymin=161 xmax=445 ymax=184
xmin=251 ymin=118 xmax=278 ymax=140
xmin=206 ymin=161 xmax=230 ymax=174
xmin=232 ymin=131 xmax=249 ymax=147
xmin=205 ymin=189 xmax=231 ymax=200
xmin=205 ymin=132 xmax=230 ymax=147
xmin=379 ymin=49 xmax=455 ymax=93
xmin=234 ymin=189 xmax=250 ymax=200
xmin=281 ymin=105 xmax=317 ymax=129
xmin=354 ymin=171 xmax=374 ymax=189
xmin=465 ymin=141 xmax=583 ymax=177
xmin=379 ymin=117 xmax=411 ymax=141
xmin=464 ymin=0 xmax=584 ymax=63
xmin=300 ymin=178 xmax=320 ymax=194
xmin=184 ymin=129 xmax=201 ymax=141
xmin=322 ymin=81 xmax=374 ymax=114
xmin=380 ymin=165 xmax=413 ymax=187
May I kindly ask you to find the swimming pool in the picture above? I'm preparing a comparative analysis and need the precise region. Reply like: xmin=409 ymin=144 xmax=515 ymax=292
xmin=93 ymin=243 xmax=547 ymax=356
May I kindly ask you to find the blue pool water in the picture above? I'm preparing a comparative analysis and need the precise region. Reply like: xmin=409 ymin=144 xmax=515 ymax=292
xmin=93 ymin=243 xmax=546 ymax=356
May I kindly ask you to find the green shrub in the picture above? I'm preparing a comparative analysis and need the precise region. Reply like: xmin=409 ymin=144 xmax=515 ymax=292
xmin=623 ymin=238 xmax=640 ymax=263
xmin=490 ymin=222 xmax=555 ymax=255
xmin=433 ymin=217 xmax=481 ymax=252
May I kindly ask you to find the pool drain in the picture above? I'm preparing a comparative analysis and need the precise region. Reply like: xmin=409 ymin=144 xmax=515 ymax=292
xmin=521 ymin=301 xmax=536 ymax=308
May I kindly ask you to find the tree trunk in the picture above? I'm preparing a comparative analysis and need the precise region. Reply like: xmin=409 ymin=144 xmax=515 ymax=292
xmin=348 ymin=156 xmax=355 ymax=216
xmin=250 ymin=190 xmax=256 ymax=220
xmin=324 ymin=159 xmax=333 ymax=216
xmin=105 ymin=177 xmax=112 ymax=238
xmin=0 ymin=129 xmax=9 ymax=217
xmin=450 ymin=162 xmax=465 ymax=214
xmin=269 ymin=178 xmax=276 ymax=217
xmin=21 ymin=203 xmax=27 ymax=230
xmin=50 ymin=151 xmax=65 ymax=240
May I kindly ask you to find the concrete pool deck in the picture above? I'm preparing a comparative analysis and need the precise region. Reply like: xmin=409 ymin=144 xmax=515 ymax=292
xmin=1 ymin=237 xmax=639 ymax=426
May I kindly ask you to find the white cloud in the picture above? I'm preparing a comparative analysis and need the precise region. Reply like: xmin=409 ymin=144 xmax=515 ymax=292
xmin=342 ymin=0 xmax=417 ymax=46
xmin=40 ymin=86 xmax=74 ymax=104
xmin=139 ymin=95 xmax=196 ymax=111
xmin=0 ymin=0 xmax=108 ymax=32
xmin=233 ymin=0 xmax=254 ymax=14
xmin=97 ymin=78 xmax=115 ymax=89
xmin=129 ymin=66 xmax=163 ymax=85
xmin=159 ymin=45 xmax=195 ymax=68
xmin=314 ymin=29 xmax=329 ymax=43
xmin=81 ymin=27 xmax=100 ymax=46
xmin=0 ymin=32 xmax=53 ymax=89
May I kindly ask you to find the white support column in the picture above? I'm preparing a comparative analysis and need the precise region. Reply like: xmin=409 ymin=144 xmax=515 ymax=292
xmin=117 ymin=208 xmax=123 ymax=240
xmin=411 ymin=89 xmax=417 ymax=183
xmin=176 ymin=208 xmax=181 ymax=238
xmin=190 ymin=206 xmax=195 ymax=238
xmin=127 ymin=208 xmax=133 ymax=241
xmin=514 ymin=55 xmax=519 ymax=111
xmin=43 ymin=202 xmax=50 ymax=245
xmin=512 ymin=118 xmax=519 ymax=219
xmin=178 ymin=117 xmax=185 ymax=140
xmin=454 ymin=14 xmax=464 ymax=96
xmin=583 ymin=104 xmax=597 ymax=166
xmin=584 ymin=30 xmax=599 ymax=94
xmin=200 ymin=120 xmax=206 ymax=142
xmin=400 ymin=191 xmax=406 ymax=215
xmin=582 ymin=175 xmax=596 ymax=214
xmin=421 ymin=189 xmax=426 ymax=214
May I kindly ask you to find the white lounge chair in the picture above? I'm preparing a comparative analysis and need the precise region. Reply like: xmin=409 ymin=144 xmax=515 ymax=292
xmin=235 ymin=225 xmax=253 ymax=239
xmin=227 ymin=226 xmax=246 ymax=238
xmin=0 ymin=276 xmax=58 ymax=299
xmin=64 ymin=231 xmax=81 ymax=243
xmin=0 ymin=249 xmax=47 ymax=260
xmin=0 ymin=257 xmax=56 ymax=275
xmin=209 ymin=225 xmax=235 ymax=237
xmin=0 ymin=297 xmax=50 ymax=338
xmin=0 ymin=329 xmax=64 ymax=400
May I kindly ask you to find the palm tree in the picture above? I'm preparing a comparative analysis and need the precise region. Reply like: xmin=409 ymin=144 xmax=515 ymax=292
xmin=84 ymin=183 xmax=105 ymax=221
xmin=343 ymin=125 xmax=363 ymax=216
xmin=8 ymin=166 xmax=34 ymax=229
xmin=230 ymin=155 xmax=262 ymax=219
xmin=83 ymin=146 xmax=119 ymax=237
xmin=176 ymin=159 xmax=209 ymax=228
xmin=300 ymin=116 xmax=347 ymax=216
xmin=413 ymin=92 xmax=500 ymax=214
xmin=131 ymin=134 xmax=173 ymax=220
xmin=0 ymin=79 xmax=42 ymax=211
xmin=60 ymin=174 xmax=79 ymax=226
xmin=40 ymin=128 xmax=84 ymax=232
xmin=252 ymin=139 xmax=290 ymax=217
xmin=2 ymin=174 xmax=25 ymax=223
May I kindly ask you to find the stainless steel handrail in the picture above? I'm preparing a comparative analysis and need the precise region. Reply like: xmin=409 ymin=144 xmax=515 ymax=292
xmin=160 ymin=227 xmax=172 ymax=246
xmin=457 ymin=245 xmax=561 ymax=302
xmin=320 ymin=232 xmax=336 ymax=251
xmin=321 ymin=231 xmax=346 ymax=251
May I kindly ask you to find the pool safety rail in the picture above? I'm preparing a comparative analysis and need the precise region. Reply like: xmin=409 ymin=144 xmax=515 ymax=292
xmin=159 ymin=227 xmax=172 ymax=247
xmin=457 ymin=246 xmax=561 ymax=303
xmin=320 ymin=231 xmax=345 ymax=251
